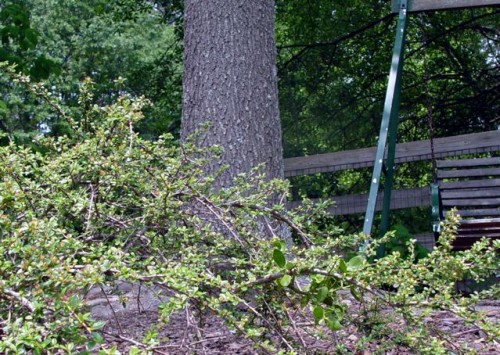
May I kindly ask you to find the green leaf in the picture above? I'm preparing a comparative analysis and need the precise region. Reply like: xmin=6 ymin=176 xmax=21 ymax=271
xmin=312 ymin=305 xmax=324 ymax=324
xmin=68 ymin=294 xmax=80 ymax=309
xmin=326 ymin=316 xmax=342 ymax=331
xmin=300 ymin=295 xmax=309 ymax=308
xmin=285 ymin=261 xmax=296 ymax=270
xmin=279 ymin=274 xmax=292 ymax=287
xmin=91 ymin=320 xmax=106 ymax=330
xmin=346 ymin=255 xmax=364 ymax=271
xmin=273 ymin=249 xmax=286 ymax=268
xmin=315 ymin=286 xmax=329 ymax=302
xmin=350 ymin=286 xmax=362 ymax=302
xmin=272 ymin=240 xmax=283 ymax=250
xmin=338 ymin=259 xmax=347 ymax=273
xmin=30 ymin=56 xmax=55 ymax=80
xmin=391 ymin=246 xmax=405 ymax=255
xmin=331 ymin=304 xmax=345 ymax=318
xmin=24 ymin=28 xmax=38 ymax=46
xmin=20 ymin=28 xmax=38 ymax=49
xmin=0 ymin=99 xmax=7 ymax=115
xmin=91 ymin=332 xmax=103 ymax=344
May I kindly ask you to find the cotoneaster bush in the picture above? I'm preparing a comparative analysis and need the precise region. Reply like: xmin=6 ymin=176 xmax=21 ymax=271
xmin=0 ymin=63 xmax=498 ymax=353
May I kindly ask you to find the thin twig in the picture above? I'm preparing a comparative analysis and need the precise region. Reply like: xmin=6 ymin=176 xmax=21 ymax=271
xmin=239 ymin=298 xmax=294 ymax=351
xmin=137 ymin=283 xmax=143 ymax=313
xmin=99 ymin=284 xmax=124 ymax=334
xmin=228 ymin=202 xmax=312 ymax=247
xmin=2 ymin=285 xmax=35 ymax=312
xmin=180 ymin=305 xmax=190 ymax=349
xmin=284 ymin=308 xmax=307 ymax=348
xmin=86 ymin=183 xmax=96 ymax=231
xmin=186 ymin=334 xmax=230 ymax=346
xmin=452 ymin=328 xmax=481 ymax=337
xmin=102 ymin=331 xmax=169 ymax=355
xmin=128 ymin=120 xmax=134 ymax=156
xmin=186 ymin=302 xmax=208 ymax=355
xmin=194 ymin=196 xmax=247 ymax=249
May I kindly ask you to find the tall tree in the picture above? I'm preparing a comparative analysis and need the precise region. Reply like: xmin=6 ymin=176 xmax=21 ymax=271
xmin=181 ymin=0 xmax=284 ymax=188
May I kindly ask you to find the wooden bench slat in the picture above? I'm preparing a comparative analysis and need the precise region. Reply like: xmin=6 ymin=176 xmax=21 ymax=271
xmin=442 ymin=197 xmax=500 ymax=207
xmin=435 ymin=156 xmax=500 ymax=250
xmin=458 ymin=227 xmax=500 ymax=234
xmin=454 ymin=238 xmax=500 ymax=246
xmin=455 ymin=235 xmax=500 ymax=241
xmin=458 ymin=232 xmax=500 ymax=238
xmin=452 ymin=235 xmax=500 ymax=250
xmin=437 ymin=157 xmax=500 ymax=168
xmin=439 ymin=179 xmax=500 ymax=190
xmin=456 ymin=208 xmax=500 ymax=217
xmin=441 ymin=188 xmax=500 ymax=199
xmin=459 ymin=217 xmax=500 ymax=226
xmin=438 ymin=167 xmax=500 ymax=179
xmin=458 ymin=234 xmax=500 ymax=242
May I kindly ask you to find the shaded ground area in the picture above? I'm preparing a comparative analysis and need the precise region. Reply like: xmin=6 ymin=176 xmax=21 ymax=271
xmin=89 ymin=282 xmax=256 ymax=354
xmin=88 ymin=282 xmax=500 ymax=354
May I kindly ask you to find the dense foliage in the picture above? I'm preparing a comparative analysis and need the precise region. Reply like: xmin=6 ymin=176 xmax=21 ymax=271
xmin=1 ymin=67 xmax=498 ymax=353
xmin=1 ymin=2 xmax=498 ymax=233
xmin=0 ymin=0 xmax=181 ymax=144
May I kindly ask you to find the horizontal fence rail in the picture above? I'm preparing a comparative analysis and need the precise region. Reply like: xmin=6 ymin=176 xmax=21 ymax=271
xmin=284 ymin=130 xmax=500 ymax=178
xmin=287 ymin=187 xmax=430 ymax=216
xmin=286 ymin=130 xmax=500 ymax=218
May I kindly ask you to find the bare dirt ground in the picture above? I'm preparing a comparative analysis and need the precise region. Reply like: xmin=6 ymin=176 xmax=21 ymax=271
xmin=89 ymin=282 xmax=500 ymax=354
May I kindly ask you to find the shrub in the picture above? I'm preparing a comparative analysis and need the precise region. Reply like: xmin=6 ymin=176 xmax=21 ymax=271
xmin=1 ymin=63 xmax=498 ymax=353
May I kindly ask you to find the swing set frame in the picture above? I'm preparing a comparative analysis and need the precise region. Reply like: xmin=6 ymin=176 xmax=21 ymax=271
xmin=363 ymin=0 xmax=500 ymax=244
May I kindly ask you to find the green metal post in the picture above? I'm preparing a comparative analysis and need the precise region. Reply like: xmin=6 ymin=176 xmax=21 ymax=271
xmin=377 ymin=100 xmax=402 ymax=256
xmin=363 ymin=0 xmax=408 ymax=237
xmin=379 ymin=83 xmax=404 ymax=233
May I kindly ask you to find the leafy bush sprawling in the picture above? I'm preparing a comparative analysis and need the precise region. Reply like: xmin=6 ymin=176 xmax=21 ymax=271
xmin=1 ymin=64 xmax=499 ymax=353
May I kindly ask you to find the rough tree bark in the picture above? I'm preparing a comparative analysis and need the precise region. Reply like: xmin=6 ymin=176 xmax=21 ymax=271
xmin=181 ymin=0 xmax=284 ymax=188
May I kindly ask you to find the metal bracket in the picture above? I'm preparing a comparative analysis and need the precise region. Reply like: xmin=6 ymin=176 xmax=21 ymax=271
xmin=431 ymin=183 xmax=441 ymax=233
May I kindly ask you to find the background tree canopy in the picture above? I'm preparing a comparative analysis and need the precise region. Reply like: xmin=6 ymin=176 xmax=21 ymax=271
xmin=0 ymin=0 xmax=182 ymax=143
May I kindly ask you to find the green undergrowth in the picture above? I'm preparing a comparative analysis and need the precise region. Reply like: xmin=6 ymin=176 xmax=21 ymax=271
xmin=1 ymin=63 xmax=499 ymax=354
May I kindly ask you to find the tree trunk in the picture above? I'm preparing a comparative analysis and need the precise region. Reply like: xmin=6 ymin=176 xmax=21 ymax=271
xmin=181 ymin=0 xmax=284 ymax=188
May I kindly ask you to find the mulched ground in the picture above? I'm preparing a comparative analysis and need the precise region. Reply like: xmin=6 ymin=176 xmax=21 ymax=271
xmin=89 ymin=282 xmax=500 ymax=354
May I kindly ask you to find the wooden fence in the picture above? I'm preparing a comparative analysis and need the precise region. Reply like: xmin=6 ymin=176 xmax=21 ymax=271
xmin=284 ymin=130 xmax=500 ymax=178
xmin=285 ymin=130 xmax=500 ymax=216
xmin=287 ymin=187 xmax=429 ymax=216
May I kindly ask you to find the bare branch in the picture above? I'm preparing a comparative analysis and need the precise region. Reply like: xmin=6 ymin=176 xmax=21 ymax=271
xmin=1 ymin=285 xmax=36 ymax=312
